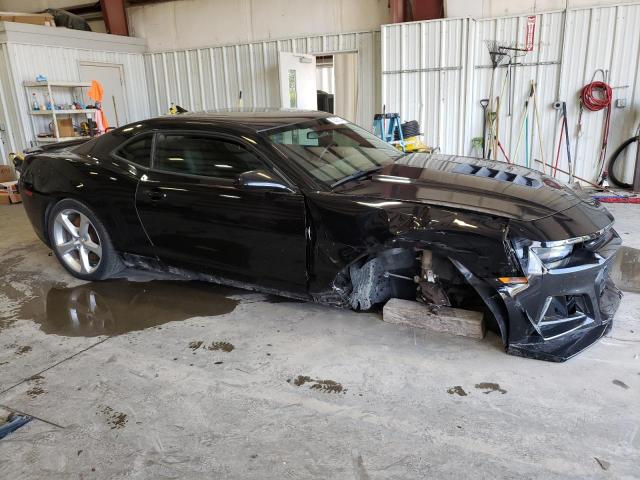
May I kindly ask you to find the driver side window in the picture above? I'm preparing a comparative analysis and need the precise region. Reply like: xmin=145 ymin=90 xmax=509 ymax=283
xmin=154 ymin=133 xmax=265 ymax=179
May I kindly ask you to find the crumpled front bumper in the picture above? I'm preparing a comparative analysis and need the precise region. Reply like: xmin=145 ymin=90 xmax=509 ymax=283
xmin=500 ymin=228 xmax=623 ymax=362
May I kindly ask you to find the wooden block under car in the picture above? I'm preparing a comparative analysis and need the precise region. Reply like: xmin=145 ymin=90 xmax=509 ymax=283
xmin=383 ymin=298 xmax=485 ymax=339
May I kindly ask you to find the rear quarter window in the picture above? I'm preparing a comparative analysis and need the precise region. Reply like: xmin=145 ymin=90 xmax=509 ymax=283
xmin=113 ymin=135 xmax=153 ymax=167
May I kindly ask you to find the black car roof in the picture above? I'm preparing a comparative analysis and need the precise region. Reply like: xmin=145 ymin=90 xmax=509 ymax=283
xmin=139 ymin=108 xmax=332 ymax=133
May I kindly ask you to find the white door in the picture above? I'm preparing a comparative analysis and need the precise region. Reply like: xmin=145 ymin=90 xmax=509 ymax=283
xmin=278 ymin=52 xmax=317 ymax=110
xmin=79 ymin=62 xmax=128 ymax=128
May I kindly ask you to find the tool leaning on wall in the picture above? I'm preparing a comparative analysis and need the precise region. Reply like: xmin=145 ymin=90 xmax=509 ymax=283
xmin=476 ymin=64 xmax=640 ymax=196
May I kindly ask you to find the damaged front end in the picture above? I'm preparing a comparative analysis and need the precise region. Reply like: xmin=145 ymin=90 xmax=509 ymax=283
xmin=306 ymin=190 xmax=622 ymax=363
xmin=501 ymin=226 xmax=622 ymax=361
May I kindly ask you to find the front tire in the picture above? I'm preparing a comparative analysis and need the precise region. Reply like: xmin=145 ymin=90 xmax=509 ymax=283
xmin=48 ymin=198 xmax=123 ymax=281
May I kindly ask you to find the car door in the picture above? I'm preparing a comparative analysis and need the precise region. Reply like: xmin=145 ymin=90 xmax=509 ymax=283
xmin=135 ymin=130 xmax=308 ymax=294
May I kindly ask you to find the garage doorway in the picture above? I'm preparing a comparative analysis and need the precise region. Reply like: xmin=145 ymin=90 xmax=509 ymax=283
xmin=78 ymin=62 xmax=128 ymax=128
xmin=278 ymin=52 xmax=317 ymax=110
xmin=315 ymin=52 xmax=358 ymax=123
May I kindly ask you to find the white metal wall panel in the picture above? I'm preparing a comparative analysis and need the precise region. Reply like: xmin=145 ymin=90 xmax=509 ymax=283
xmin=144 ymin=31 xmax=381 ymax=128
xmin=471 ymin=11 xmax=564 ymax=176
xmin=559 ymin=4 xmax=640 ymax=184
xmin=0 ymin=43 xmax=21 ymax=159
xmin=382 ymin=18 xmax=470 ymax=155
xmin=383 ymin=3 xmax=640 ymax=185
xmin=2 ymin=43 xmax=149 ymax=151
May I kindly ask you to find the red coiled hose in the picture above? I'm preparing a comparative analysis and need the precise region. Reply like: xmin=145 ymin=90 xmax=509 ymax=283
xmin=580 ymin=80 xmax=612 ymax=182
xmin=581 ymin=81 xmax=612 ymax=112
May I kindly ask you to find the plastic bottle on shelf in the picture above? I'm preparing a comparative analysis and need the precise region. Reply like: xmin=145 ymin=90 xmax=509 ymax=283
xmin=31 ymin=93 xmax=40 ymax=111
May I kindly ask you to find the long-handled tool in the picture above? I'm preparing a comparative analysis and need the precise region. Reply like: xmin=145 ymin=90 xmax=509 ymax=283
xmin=535 ymin=159 xmax=617 ymax=193
xmin=489 ymin=72 xmax=510 ymax=161
xmin=493 ymin=96 xmax=500 ymax=160
xmin=512 ymin=83 xmax=535 ymax=165
xmin=561 ymin=101 xmax=573 ymax=182
xmin=480 ymin=99 xmax=489 ymax=158
xmin=531 ymin=81 xmax=545 ymax=173
xmin=551 ymin=101 xmax=573 ymax=181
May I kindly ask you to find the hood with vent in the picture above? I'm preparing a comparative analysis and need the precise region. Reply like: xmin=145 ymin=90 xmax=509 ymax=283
xmin=335 ymin=153 xmax=594 ymax=222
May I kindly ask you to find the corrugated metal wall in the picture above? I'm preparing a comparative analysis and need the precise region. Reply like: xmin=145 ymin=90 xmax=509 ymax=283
xmin=382 ymin=18 xmax=473 ymax=155
xmin=3 ymin=43 xmax=149 ymax=151
xmin=382 ymin=4 xmax=640 ymax=185
xmin=144 ymin=31 xmax=381 ymax=128
xmin=0 ymin=43 xmax=20 ymax=157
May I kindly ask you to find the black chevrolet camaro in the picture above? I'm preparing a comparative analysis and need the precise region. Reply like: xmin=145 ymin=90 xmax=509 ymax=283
xmin=19 ymin=110 xmax=622 ymax=361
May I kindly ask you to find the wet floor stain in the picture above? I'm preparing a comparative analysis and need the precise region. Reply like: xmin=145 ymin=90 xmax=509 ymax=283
xmin=612 ymin=379 xmax=630 ymax=390
xmin=99 ymin=406 xmax=128 ymax=429
xmin=447 ymin=386 xmax=467 ymax=396
xmin=14 ymin=280 xmax=240 ymax=337
xmin=288 ymin=375 xmax=346 ymax=394
xmin=475 ymin=382 xmax=507 ymax=394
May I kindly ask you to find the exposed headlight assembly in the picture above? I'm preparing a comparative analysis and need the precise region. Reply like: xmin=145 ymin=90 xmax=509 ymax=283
xmin=531 ymin=244 xmax=573 ymax=267
xmin=512 ymin=239 xmax=574 ymax=273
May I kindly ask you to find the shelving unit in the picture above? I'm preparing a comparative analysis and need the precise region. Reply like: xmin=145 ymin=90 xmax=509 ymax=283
xmin=29 ymin=109 xmax=97 ymax=115
xmin=35 ymin=136 xmax=92 ymax=143
xmin=23 ymin=81 xmax=97 ymax=144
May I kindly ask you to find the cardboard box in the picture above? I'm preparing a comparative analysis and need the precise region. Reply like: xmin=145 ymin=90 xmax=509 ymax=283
xmin=0 ymin=165 xmax=15 ymax=182
xmin=0 ymin=180 xmax=21 ymax=204
xmin=0 ymin=12 xmax=55 ymax=27
xmin=56 ymin=117 xmax=75 ymax=138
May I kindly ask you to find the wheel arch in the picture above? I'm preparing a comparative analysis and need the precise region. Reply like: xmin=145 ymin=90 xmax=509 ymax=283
xmin=448 ymin=258 xmax=510 ymax=347
xmin=43 ymin=194 xmax=105 ymax=246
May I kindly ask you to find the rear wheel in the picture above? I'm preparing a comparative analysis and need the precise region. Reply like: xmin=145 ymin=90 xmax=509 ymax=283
xmin=48 ymin=199 xmax=123 ymax=281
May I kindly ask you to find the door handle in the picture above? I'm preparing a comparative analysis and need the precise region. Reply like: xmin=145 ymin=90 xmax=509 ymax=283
xmin=146 ymin=188 xmax=166 ymax=201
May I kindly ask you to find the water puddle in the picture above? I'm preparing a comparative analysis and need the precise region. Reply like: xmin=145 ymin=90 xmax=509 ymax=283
xmin=15 ymin=280 xmax=240 ymax=337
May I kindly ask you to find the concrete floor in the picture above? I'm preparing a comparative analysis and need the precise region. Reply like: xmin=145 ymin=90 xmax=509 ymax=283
xmin=0 ymin=204 xmax=639 ymax=479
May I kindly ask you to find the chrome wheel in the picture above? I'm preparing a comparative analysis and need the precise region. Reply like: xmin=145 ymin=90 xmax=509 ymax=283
xmin=52 ymin=209 xmax=103 ymax=274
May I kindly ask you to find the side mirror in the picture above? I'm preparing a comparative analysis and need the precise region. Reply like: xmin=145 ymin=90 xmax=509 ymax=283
xmin=236 ymin=170 xmax=293 ymax=192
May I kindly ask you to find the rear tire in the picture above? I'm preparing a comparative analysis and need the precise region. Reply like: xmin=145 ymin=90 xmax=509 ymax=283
xmin=48 ymin=198 xmax=124 ymax=281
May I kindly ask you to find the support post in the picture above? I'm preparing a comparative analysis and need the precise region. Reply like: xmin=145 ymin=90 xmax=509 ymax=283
xmin=100 ymin=0 xmax=128 ymax=36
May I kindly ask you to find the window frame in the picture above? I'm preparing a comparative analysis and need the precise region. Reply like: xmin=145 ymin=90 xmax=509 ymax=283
xmin=149 ymin=129 xmax=294 ymax=188
xmin=110 ymin=132 xmax=156 ymax=169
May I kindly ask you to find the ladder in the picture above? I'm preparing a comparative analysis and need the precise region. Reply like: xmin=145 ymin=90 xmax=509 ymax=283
xmin=372 ymin=113 xmax=405 ymax=151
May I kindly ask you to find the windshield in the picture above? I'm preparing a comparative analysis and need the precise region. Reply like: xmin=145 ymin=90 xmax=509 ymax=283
xmin=262 ymin=117 xmax=402 ymax=186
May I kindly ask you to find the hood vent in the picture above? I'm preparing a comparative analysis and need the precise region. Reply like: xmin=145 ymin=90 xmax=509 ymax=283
xmin=453 ymin=163 xmax=541 ymax=188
